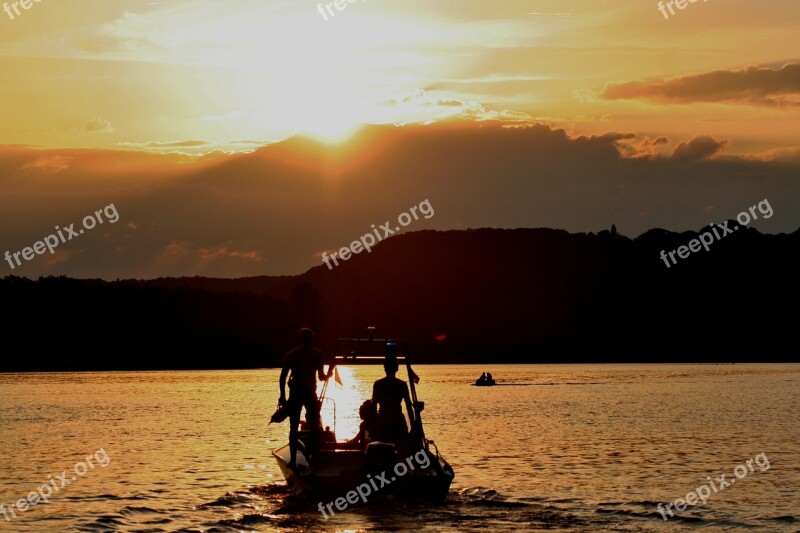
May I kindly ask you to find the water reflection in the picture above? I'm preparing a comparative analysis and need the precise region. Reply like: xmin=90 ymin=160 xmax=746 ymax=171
xmin=317 ymin=365 xmax=363 ymax=440
xmin=316 ymin=365 xmax=416 ymax=443
xmin=0 ymin=365 xmax=797 ymax=532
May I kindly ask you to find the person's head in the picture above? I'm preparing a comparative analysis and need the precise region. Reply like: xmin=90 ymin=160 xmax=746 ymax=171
xmin=298 ymin=327 xmax=315 ymax=345
xmin=384 ymin=342 xmax=399 ymax=376
xmin=384 ymin=358 xmax=399 ymax=376
xmin=359 ymin=399 xmax=374 ymax=420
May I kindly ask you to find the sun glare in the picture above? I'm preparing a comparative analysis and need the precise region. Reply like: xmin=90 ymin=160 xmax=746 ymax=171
xmin=318 ymin=366 xmax=363 ymax=440
xmin=302 ymin=116 xmax=363 ymax=143
xmin=55 ymin=3 xmax=457 ymax=148
xmin=305 ymin=124 xmax=362 ymax=144
xmin=171 ymin=6 xmax=446 ymax=144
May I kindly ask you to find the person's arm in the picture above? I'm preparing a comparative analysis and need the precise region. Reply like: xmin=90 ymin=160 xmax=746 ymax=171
xmin=403 ymin=384 xmax=414 ymax=425
xmin=347 ymin=422 xmax=366 ymax=445
xmin=318 ymin=350 xmax=330 ymax=381
xmin=279 ymin=356 xmax=290 ymax=405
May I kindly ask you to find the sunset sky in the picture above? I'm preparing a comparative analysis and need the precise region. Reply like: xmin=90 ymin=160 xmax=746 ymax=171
xmin=1 ymin=0 xmax=799 ymax=278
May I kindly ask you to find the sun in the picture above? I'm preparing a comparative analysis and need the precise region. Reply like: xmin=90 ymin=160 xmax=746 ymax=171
xmin=302 ymin=115 xmax=363 ymax=144
xmin=202 ymin=9 xmax=430 ymax=144
xmin=130 ymin=5 xmax=444 ymax=147
xmin=286 ymin=74 xmax=369 ymax=143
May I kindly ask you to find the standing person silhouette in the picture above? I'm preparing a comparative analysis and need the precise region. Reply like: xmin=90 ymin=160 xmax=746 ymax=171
xmin=279 ymin=328 xmax=329 ymax=470
xmin=372 ymin=343 xmax=415 ymax=442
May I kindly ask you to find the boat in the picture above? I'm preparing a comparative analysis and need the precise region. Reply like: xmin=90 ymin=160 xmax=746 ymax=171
xmin=473 ymin=373 xmax=496 ymax=386
xmin=272 ymin=333 xmax=455 ymax=502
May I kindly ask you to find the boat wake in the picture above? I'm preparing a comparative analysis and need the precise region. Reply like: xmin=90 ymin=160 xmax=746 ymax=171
xmin=195 ymin=483 xmax=592 ymax=531
xmin=199 ymin=483 xmax=791 ymax=531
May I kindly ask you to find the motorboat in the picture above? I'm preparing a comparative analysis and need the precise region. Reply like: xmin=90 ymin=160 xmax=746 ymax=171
xmin=473 ymin=374 xmax=496 ymax=386
xmin=272 ymin=333 xmax=455 ymax=503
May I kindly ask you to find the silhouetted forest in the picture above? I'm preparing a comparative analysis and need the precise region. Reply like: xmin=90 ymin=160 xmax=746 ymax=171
xmin=2 ymin=224 xmax=797 ymax=371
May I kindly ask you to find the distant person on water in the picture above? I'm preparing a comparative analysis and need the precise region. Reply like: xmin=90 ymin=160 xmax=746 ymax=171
xmin=477 ymin=372 xmax=487 ymax=385
xmin=372 ymin=343 xmax=414 ymax=441
xmin=279 ymin=327 xmax=330 ymax=470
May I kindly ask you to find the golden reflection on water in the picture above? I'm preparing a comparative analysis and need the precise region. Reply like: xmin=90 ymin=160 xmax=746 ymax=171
xmin=0 ymin=364 xmax=798 ymax=532
xmin=317 ymin=365 xmax=413 ymax=442
xmin=318 ymin=365 xmax=363 ymax=440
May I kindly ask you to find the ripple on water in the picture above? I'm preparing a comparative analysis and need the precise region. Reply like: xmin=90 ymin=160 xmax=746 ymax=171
xmin=2 ymin=365 xmax=797 ymax=532
xmin=119 ymin=505 xmax=162 ymax=515
xmin=198 ymin=484 xmax=592 ymax=532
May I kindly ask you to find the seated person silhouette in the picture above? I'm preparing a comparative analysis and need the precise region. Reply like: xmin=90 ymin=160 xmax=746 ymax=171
xmin=372 ymin=347 xmax=414 ymax=442
xmin=346 ymin=399 xmax=376 ymax=449
xmin=476 ymin=372 xmax=487 ymax=385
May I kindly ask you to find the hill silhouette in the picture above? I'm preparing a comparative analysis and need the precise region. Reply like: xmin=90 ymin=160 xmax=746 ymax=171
xmin=1 ymin=224 xmax=797 ymax=371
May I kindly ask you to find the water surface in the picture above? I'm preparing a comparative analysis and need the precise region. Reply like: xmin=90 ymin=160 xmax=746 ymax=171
xmin=0 ymin=364 xmax=798 ymax=531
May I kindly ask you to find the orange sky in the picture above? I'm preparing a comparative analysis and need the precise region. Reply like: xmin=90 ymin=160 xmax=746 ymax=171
xmin=1 ymin=0 xmax=798 ymax=153
xmin=1 ymin=0 xmax=799 ymax=278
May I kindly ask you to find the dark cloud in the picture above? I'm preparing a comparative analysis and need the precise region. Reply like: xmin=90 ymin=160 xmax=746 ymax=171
xmin=1 ymin=122 xmax=798 ymax=279
xmin=601 ymin=63 xmax=800 ymax=107
xmin=672 ymin=135 xmax=727 ymax=161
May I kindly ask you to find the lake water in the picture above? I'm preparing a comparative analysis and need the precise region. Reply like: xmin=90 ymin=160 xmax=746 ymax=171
xmin=0 ymin=364 xmax=798 ymax=532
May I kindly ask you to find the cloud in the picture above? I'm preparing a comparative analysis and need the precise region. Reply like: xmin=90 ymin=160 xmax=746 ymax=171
xmin=1 ymin=122 xmax=798 ymax=279
xmin=615 ymin=136 xmax=670 ymax=159
xmin=601 ymin=63 xmax=800 ymax=107
xmin=138 ymin=140 xmax=209 ymax=148
xmin=154 ymin=240 xmax=264 ymax=277
xmin=744 ymin=146 xmax=800 ymax=164
xmin=115 ymin=140 xmax=269 ymax=156
xmin=377 ymin=90 xmax=532 ymax=124
xmin=82 ymin=117 xmax=114 ymax=134
xmin=583 ymin=132 xmax=636 ymax=143
xmin=21 ymin=155 xmax=74 ymax=173
xmin=84 ymin=11 xmax=165 ymax=57
xmin=672 ymin=135 xmax=727 ymax=161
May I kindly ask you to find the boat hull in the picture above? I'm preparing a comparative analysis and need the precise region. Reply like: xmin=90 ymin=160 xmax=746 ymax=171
xmin=272 ymin=443 xmax=454 ymax=502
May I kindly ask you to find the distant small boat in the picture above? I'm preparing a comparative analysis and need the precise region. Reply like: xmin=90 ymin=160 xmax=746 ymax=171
xmin=473 ymin=376 xmax=496 ymax=386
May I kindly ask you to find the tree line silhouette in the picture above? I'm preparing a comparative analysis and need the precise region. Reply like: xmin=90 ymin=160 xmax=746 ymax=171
xmin=2 ymin=224 xmax=797 ymax=371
